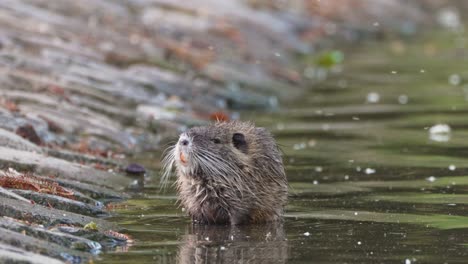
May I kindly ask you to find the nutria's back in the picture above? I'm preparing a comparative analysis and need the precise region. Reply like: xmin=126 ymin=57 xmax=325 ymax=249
xmin=162 ymin=121 xmax=287 ymax=225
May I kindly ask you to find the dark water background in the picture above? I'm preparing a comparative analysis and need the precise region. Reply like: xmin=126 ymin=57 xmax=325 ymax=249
xmin=99 ymin=32 xmax=468 ymax=263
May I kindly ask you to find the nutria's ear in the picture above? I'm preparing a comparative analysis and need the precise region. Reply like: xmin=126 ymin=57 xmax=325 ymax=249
xmin=232 ymin=133 xmax=248 ymax=153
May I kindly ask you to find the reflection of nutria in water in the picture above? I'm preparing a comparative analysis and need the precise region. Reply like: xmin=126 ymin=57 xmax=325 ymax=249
xmin=162 ymin=121 xmax=287 ymax=225
xmin=178 ymin=223 xmax=288 ymax=264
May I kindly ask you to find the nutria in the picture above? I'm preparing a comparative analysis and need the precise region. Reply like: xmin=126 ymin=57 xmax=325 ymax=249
xmin=161 ymin=121 xmax=287 ymax=225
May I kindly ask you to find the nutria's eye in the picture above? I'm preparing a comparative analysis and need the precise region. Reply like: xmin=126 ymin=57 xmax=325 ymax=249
xmin=232 ymin=133 xmax=248 ymax=153
xmin=213 ymin=138 xmax=221 ymax=144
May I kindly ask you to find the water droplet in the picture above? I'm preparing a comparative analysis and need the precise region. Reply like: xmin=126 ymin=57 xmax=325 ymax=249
xmin=426 ymin=176 xmax=436 ymax=182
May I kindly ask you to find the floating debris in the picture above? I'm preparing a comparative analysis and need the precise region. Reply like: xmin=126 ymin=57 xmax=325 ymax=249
xmin=428 ymin=124 xmax=451 ymax=142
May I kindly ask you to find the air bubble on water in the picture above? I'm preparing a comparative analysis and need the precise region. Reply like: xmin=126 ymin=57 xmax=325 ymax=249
xmin=366 ymin=92 xmax=380 ymax=103
xmin=437 ymin=8 xmax=461 ymax=30
xmin=354 ymin=212 xmax=358 ymax=216
xmin=449 ymin=164 xmax=456 ymax=171
xmin=357 ymin=241 xmax=362 ymax=245
xmin=398 ymin=95 xmax=409 ymax=104
xmin=293 ymin=142 xmax=306 ymax=150
xmin=449 ymin=74 xmax=461 ymax=86
xmin=365 ymin=168 xmax=376 ymax=174
xmin=303 ymin=232 xmax=310 ymax=236
xmin=205 ymin=237 xmax=210 ymax=241
xmin=344 ymin=175 xmax=350 ymax=180
xmin=426 ymin=176 xmax=436 ymax=182
xmin=313 ymin=180 xmax=319 ymax=185
xmin=308 ymin=140 xmax=317 ymax=147
xmin=429 ymin=124 xmax=451 ymax=142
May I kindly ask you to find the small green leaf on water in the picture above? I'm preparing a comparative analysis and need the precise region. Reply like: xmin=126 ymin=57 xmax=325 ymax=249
xmin=316 ymin=50 xmax=344 ymax=68
xmin=84 ymin=221 xmax=98 ymax=231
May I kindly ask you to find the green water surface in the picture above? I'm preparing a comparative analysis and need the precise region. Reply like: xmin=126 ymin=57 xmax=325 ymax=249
xmin=99 ymin=32 xmax=468 ymax=263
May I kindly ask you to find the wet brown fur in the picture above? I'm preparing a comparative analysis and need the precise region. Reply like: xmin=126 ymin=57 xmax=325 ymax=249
xmin=162 ymin=121 xmax=287 ymax=225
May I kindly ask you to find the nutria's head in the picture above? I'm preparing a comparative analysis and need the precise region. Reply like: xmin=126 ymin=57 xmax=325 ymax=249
xmin=162 ymin=121 xmax=287 ymax=225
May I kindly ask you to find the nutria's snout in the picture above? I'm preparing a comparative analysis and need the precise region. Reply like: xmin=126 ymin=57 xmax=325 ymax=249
xmin=176 ymin=134 xmax=191 ymax=166
xmin=161 ymin=121 xmax=288 ymax=225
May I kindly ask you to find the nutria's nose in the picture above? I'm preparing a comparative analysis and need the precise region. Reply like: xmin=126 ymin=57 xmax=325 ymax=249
xmin=180 ymin=139 xmax=189 ymax=146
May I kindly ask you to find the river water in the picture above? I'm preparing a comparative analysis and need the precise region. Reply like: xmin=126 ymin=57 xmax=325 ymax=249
xmin=99 ymin=33 xmax=468 ymax=263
